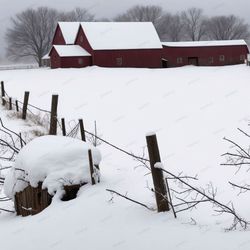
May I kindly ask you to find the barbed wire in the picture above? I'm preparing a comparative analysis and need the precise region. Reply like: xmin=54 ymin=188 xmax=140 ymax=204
xmin=2 ymin=88 xmax=149 ymax=163
xmin=4 ymin=89 xmax=51 ymax=114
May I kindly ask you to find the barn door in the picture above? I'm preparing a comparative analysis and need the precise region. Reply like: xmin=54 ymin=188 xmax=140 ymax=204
xmin=188 ymin=57 xmax=199 ymax=66
xmin=161 ymin=59 xmax=168 ymax=68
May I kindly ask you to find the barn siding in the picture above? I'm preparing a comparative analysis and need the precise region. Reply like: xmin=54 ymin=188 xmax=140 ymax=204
xmin=92 ymin=49 xmax=163 ymax=68
xmin=74 ymin=26 xmax=162 ymax=68
xmin=52 ymin=25 xmax=66 ymax=45
xmin=50 ymin=48 xmax=61 ymax=69
xmin=60 ymin=56 xmax=92 ymax=68
xmin=162 ymin=45 xmax=249 ymax=67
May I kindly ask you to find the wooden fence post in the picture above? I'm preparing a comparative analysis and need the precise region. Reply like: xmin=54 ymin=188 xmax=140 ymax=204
xmin=1 ymin=81 xmax=6 ymax=106
xmin=61 ymin=118 xmax=66 ymax=136
xmin=88 ymin=149 xmax=96 ymax=185
xmin=22 ymin=91 xmax=29 ymax=120
xmin=9 ymin=97 xmax=12 ymax=110
xmin=146 ymin=133 xmax=170 ymax=212
xmin=15 ymin=100 xmax=19 ymax=112
xmin=79 ymin=119 xmax=86 ymax=141
xmin=49 ymin=94 xmax=58 ymax=135
xmin=19 ymin=133 xmax=23 ymax=148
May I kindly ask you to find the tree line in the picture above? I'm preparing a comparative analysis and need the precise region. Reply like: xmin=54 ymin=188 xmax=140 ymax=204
xmin=5 ymin=5 xmax=250 ymax=66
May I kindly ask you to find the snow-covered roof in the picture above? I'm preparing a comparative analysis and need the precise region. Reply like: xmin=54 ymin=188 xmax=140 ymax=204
xmin=80 ymin=22 xmax=163 ymax=50
xmin=4 ymin=136 xmax=101 ymax=198
xmin=53 ymin=45 xmax=91 ymax=57
xmin=42 ymin=53 xmax=50 ymax=60
xmin=58 ymin=22 xmax=80 ymax=44
xmin=162 ymin=40 xmax=247 ymax=48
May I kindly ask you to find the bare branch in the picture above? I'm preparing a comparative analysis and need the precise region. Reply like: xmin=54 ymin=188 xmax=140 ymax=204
xmin=106 ymin=189 xmax=154 ymax=211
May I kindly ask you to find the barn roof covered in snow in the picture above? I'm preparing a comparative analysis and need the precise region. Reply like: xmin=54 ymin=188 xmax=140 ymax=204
xmin=58 ymin=22 xmax=80 ymax=44
xmin=42 ymin=53 xmax=50 ymax=60
xmin=52 ymin=45 xmax=91 ymax=57
xmin=79 ymin=22 xmax=163 ymax=50
xmin=162 ymin=40 xmax=247 ymax=48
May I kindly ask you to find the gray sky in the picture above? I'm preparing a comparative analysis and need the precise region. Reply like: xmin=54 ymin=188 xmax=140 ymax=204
xmin=1 ymin=0 xmax=250 ymax=59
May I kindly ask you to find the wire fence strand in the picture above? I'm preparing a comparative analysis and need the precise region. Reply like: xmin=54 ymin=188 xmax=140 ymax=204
xmin=2 ymin=87 xmax=150 ymax=163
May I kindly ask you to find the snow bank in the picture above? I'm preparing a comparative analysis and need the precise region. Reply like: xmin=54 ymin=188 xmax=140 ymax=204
xmin=4 ymin=135 xmax=101 ymax=198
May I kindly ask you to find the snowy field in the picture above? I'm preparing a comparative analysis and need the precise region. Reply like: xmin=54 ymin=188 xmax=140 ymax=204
xmin=1 ymin=65 xmax=250 ymax=249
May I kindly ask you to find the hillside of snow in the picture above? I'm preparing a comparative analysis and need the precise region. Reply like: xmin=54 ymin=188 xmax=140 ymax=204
xmin=1 ymin=65 xmax=250 ymax=249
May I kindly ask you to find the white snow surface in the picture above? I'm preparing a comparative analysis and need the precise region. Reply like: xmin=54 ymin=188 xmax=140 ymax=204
xmin=80 ymin=22 xmax=163 ymax=50
xmin=4 ymin=136 xmax=101 ymax=198
xmin=58 ymin=22 xmax=80 ymax=44
xmin=53 ymin=45 xmax=91 ymax=57
xmin=1 ymin=65 xmax=250 ymax=249
xmin=162 ymin=39 xmax=247 ymax=47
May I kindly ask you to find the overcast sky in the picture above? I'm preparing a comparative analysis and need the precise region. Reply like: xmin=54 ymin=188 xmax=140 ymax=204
xmin=1 ymin=0 xmax=250 ymax=58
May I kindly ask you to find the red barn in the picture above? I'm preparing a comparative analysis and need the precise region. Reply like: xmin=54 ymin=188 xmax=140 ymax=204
xmin=52 ymin=22 xmax=80 ymax=45
xmin=49 ymin=22 xmax=163 ymax=69
xmin=49 ymin=45 xmax=92 ymax=68
xmin=161 ymin=40 xmax=249 ymax=67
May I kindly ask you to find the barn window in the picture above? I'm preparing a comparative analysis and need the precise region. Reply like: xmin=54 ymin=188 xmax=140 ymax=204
xmin=78 ymin=58 xmax=83 ymax=65
xmin=208 ymin=57 xmax=214 ymax=64
xmin=116 ymin=57 xmax=123 ymax=66
xmin=177 ymin=57 xmax=183 ymax=64
xmin=240 ymin=55 xmax=245 ymax=61
xmin=219 ymin=55 xmax=225 ymax=62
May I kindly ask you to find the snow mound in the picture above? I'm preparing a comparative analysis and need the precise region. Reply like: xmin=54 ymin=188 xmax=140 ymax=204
xmin=4 ymin=135 xmax=101 ymax=198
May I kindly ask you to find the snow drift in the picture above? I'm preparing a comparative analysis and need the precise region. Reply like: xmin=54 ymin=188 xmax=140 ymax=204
xmin=4 ymin=135 xmax=102 ymax=198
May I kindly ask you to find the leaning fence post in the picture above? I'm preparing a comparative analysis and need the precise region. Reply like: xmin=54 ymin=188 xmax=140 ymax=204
xmin=1 ymin=81 xmax=6 ymax=106
xmin=15 ymin=100 xmax=19 ymax=112
xmin=61 ymin=118 xmax=66 ymax=136
xmin=22 ymin=91 xmax=29 ymax=120
xmin=49 ymin=94 xmax=58 ymax=135
xmin=88 ymin=149 xmax=96 ymax=185
xmin=9 ymin=97 xmax=12 ymax=110
xmin=79 ymin=119 xmax=86 ymax=141
xmin=146 ymin=133 xmax=170 ymax=212
xmin=19 ymin=133 xmax=23 ymax=148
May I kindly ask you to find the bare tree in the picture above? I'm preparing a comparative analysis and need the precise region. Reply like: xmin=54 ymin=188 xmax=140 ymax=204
xmin=205 ymin=15 xmax=250 ymax=40
xmin=222 ymin=128 xmax=250 ymax=192
xmin=59 ymin=7 xmax=95 ymax=22
xmin=181 ymin=8 xmax=207 ymax=41
xmin=5 ymin=7 xmax=95 ymax=66
xmin=5 ymin=7 xmax=60 ymax=67
xmin=158 ymin=13 xmax=184 ymax=41
xmin=114 ymin=5 xmax=163 ymax=27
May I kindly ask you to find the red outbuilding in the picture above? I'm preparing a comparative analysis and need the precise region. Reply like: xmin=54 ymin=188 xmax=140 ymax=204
xmin=49 ymin=22 xmax=249 ymax=69
xmin=161 ymin=40 xmax=249 ymax=68
xmin=49 ymin=22 xmax=163 ymax=69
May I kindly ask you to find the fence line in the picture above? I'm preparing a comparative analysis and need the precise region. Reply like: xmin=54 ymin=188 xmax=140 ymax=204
xmin=0 ymin=64 xmax=38 ymax=71
xmin=0 ymin=80 xmax=171 ymax=215
xmin=4 ymin=89 xmax=51 ymax=114
xmin=1 ymin=81 xmax=150 ymax=163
